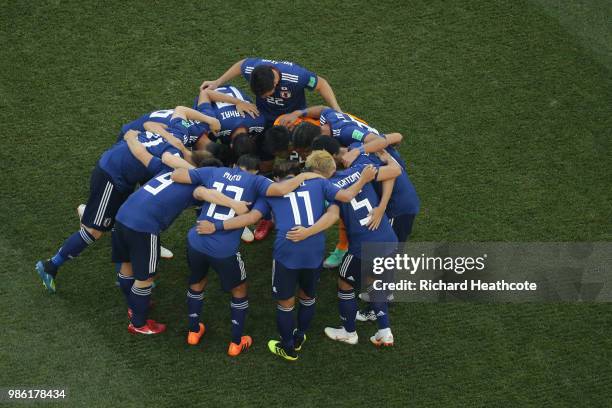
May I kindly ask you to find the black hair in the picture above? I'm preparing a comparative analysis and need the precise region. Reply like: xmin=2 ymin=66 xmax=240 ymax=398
xmin=205 ymin=142 xmax=232 ymax=167
xmin=191 ymin=150 xmax=213 ymax=168
xmin=236 ymin=154 xmax=260 ymax=171
xmin=199 ymin=157 xmax=224 ymax=168
xmin=264 ymin=125 xmax=291 ymax=156
xmin=292 ymin=122 xmax=321 ymax=150
xmin=250 ymin=65 xmax=276 ymax=96
xmin=231 ymin=133 xmax=256 ymax=161
xmin=273 ymin=160 xmax=302 ymax=179
xmin=311 ymin=135 xmax=340 ymax=156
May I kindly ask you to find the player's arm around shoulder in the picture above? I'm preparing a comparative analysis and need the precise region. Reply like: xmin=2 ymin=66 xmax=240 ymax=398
xmin=334 ymin=164 xmax=377 ymax=202
xmin=265 ymin=172 xmax=324 ymax=196
xmin=375 ymin=151 xmax=402 ymax=181
xmin=124 ymin=130 xmax=154 ymax=167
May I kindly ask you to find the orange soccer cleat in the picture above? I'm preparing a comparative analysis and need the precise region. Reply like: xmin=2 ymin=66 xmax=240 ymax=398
xmin=187 ymin=323 xmax=206 ymax=346
xmin=227 ymin=335 xmax=253 ymax=357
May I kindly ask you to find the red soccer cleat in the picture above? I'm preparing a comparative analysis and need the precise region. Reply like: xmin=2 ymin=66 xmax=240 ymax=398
xmin=254 ymin=219 xmax=274 ymax=241
xmin=128 ymin=319 xmax=166 ymax=335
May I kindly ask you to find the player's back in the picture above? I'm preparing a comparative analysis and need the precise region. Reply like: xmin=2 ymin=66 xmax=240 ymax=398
xmin=320 ymin=108 xmax=381 ymax=146
xmin=265 ymin=178 xmax=338 ymax=269
xmin=116 ymin=170 xmax=198 ymax=234
xmin=198 ymin=85 xmax=265 ymax=143
xmin=350 ymin=145 xmax=420 ymax=217
xmin=330 ymin=165 xmax=397 ymax=257
xmin=119 ymin=109 xmax=175 ymax=137
xmin=98 ymin=131 xmax=179 ymax=192
xmin=119 ymin=109 xmax=207 ymax=146
xmin=188 ymin=167 xmax=271 ymax=257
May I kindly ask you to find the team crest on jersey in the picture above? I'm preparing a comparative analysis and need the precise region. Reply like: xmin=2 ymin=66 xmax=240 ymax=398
xmin=280 ymin=87 xmax=292 ymax=99
xmin=103 ymin=218 xmax=112 ymax=228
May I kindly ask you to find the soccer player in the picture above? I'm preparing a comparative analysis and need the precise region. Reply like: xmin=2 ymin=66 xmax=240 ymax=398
xmin=313 ymin=145 xmax=402 ymax=346
xmin=195 ymin=152 xmax=377 ymax=361
xmin=195 ymin=87 xmax=263 ymax=242
xmin=171 ymin=155 xmax=326 ymax=356
xmin=254 ymin=123 xmax=323 ymax=241
xmin=113 ymin=135 xmax=249 ymax=335
xmin=193 ymin=86 xmax=264 ymax=149
xmin=118 ymin=106 xmax=222 ymax=152
xmin=280 ymin=106 xmax=402 ymax=167
xmin=200 ymin=58 xmax=341 ymax=181
xmin=200 ymin=58 xmax=341 ymax=127
xmin=34 ymin=127 xmax=198 ymax=293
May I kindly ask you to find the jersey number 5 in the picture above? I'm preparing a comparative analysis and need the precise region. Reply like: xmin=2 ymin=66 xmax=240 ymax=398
xmin=350 ymin=196 xmax=373 ymax=226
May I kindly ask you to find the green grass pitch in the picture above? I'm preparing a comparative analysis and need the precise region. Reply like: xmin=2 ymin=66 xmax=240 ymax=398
xmin=1 ymin=0 xmax=611 ymax=406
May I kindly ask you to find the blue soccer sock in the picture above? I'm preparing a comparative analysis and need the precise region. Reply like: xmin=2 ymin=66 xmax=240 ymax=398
xmin=128 ymin=285 xmax=152 ymax=328
xmin=276 ymin=303 xmax=295 ymax=351
xmin=187 ymin=289 xmax=204 ymax=332
xmin=54 ymin=228 xmax=96 ymax=270
xmin=230 ymin=296 xmax=248 ymax=344
xmin=371 ymin=301 xmax=390 ymax=330
xmin=296 ymin=297 xmax=316 ymax=339
xmin=338 ymin=289 xmax=357 ymax=333
xmin=117 ymin=272 xmax=134 ymax=301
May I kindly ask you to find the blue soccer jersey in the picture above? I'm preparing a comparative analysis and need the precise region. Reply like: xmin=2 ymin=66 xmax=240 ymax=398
xmin=195 ymin=85 xmax=265 ymax=144
xmin=98 ymin=131 xmax=181 ymax=192
xmin=119 ymin=109 xmax=209 ymax=148
xmin=258 ymin=178 xmax=340 ymax=269
xmin=320 ymin=108 xmax=383 ymax=147
xmin=186 ymin=167 xmax=272 ymax=258
xmin=116 ymin=171 xmax=199 ymax=234
xmin=241 ymin=58 xmax=318 ymax=124
xmin=351 ymin=149 xmax=420 ymax=217
xmin=330 ymin=164 xmax=397 ymax=257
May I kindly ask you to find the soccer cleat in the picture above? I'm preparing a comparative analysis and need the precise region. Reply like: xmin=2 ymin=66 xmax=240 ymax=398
xmin=35 ymin=260 xmax=57 ymax=293
xmin=324 ymin=326 xmax=358 ymax=345
xmin=323 ymin=248 xmax=347 ymax=269
xmin=160 ymin=246 xmax=173 ymax=259
xmin=254 ymin=219 xmax=274 ymax=241
xmin=293 ymin=330 xmax=307 ymax=352
xmin=77 ymin=204 xmax=86 ymax=221
xmin=267 ymin=340 xmax=298 ymax=361
xmin=187 ymin=323 xmax=206 ymax=345
xmin=227 ymin=335 xmax=253 ymax=357
xmin=241 ymin=226 xmax=255 ymax=243
xmin=128 ymin=319 xmax=166 ymax=335
xmin=370 ymin=328 xmax=394 ymax=347
xmin=356 ymin=309 xmax=377 ymax=322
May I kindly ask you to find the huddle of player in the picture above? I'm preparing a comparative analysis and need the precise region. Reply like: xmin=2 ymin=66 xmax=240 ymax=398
xmin=35 ymin=58 xmax=420 ymax=362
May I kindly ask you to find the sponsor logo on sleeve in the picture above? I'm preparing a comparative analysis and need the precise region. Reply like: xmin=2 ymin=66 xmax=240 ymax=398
xmin=352 ymin=129 xmax=365 ymax=141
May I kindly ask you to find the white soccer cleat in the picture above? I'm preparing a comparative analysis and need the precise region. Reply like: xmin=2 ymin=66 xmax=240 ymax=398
xmin=370 ymin=328 xmax=394 ymax=347
xmin=77 ymin=204 xmax=86 ymax=221
xmin=356 ymin=309 xmax=377 ymax=322
xmin=241 ymin=227 xmax=254 ymax=243
xmin=160 ymin=246 xmax=174 ymax=259
xmin=324 ymin=326 xmax=358 ymax=345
